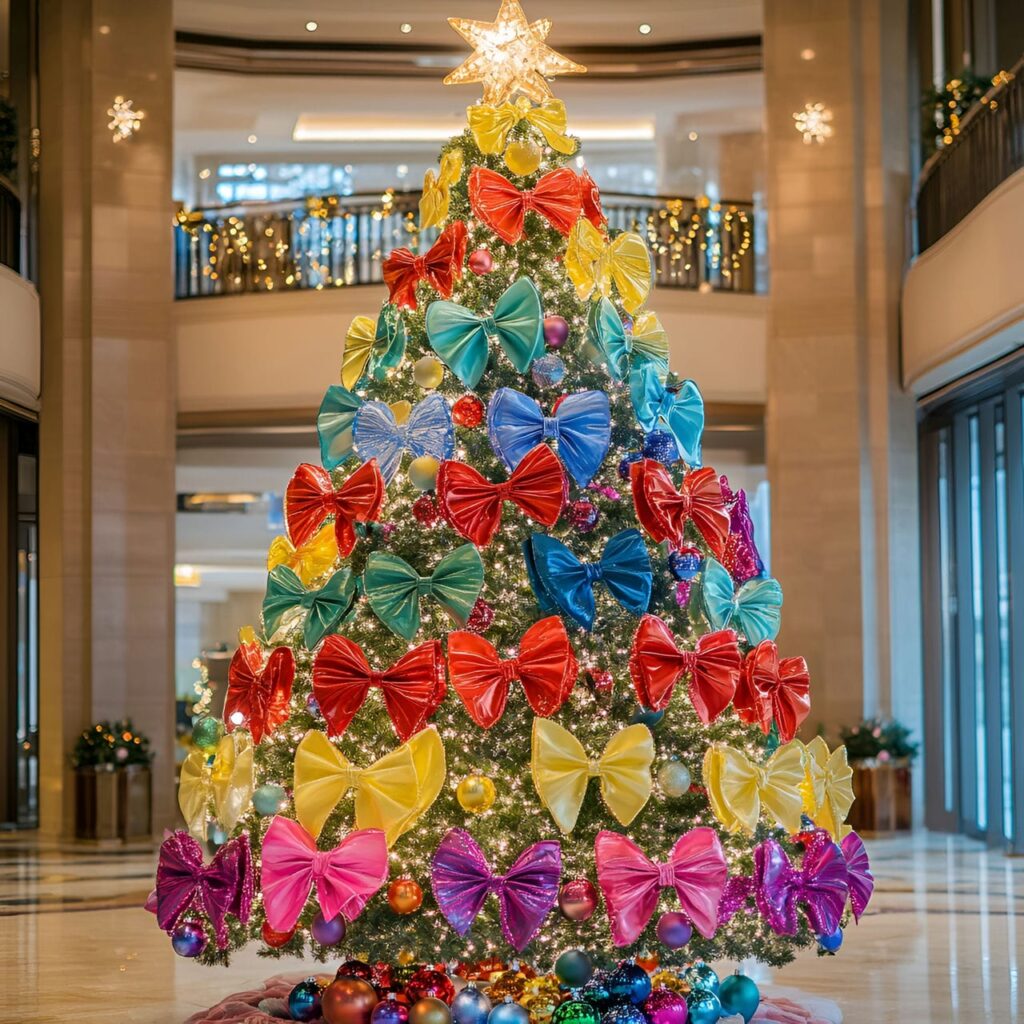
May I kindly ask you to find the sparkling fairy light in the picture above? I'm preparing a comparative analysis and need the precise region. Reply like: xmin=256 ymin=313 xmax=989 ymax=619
xmin=793 ymin=101 xmax=833 ymax=145
xmin=106 ymin=96 xmax=144 ymax=143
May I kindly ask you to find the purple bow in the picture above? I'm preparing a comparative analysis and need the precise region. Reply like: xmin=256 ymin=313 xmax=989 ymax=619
xmin=155 ymin=830 xmax=253 ymax=948
xmin=840 ymin=831 xmax=874 ymax=921
xmin=717 ymin=874 xmax=755 ymax=927
xmin=431 ymin=828 xmax=561 ymax=951
xmin=754 ymin=833 xmax=849 ymax=937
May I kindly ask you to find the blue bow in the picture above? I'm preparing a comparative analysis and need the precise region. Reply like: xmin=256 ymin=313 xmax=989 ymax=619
xmin=317 ymin=385 xmax=363 ymax=470
xmin=525 ymin=529 xmax=653 ymax=630
xmin=701 ymin=556 xmax=783 ymax=644
xmin=353 ymin=393 xmax=454 ymax=483
xmin=630 ymin=366 xmax=704 ymax=467
xmin=488 ymin=387 xmax=610 ymax=488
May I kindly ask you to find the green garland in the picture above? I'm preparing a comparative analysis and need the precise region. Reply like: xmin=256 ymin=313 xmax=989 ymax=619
xmin=71 ymin=719 xmax=153 ymax=768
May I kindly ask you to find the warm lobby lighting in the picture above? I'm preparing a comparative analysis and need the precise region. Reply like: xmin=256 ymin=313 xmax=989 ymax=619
xmin=688 ymin=130 xmax=699 ymax=141
xmin=305 ymin=20 xmax=318 ymax=32
xmin=638 ymin=23 xmax=653 ymax=35
xmin=174 ymin=564 xmax=202 ymax=588
xmin=801 ymin=47 xmax=816 ymax=60
xmin=400 ymin=22 xmax=413 ymax=33
xmin=247 ymin=133 xmax=258 ymax=144
xmin=106 ymin=96 xmax=144 ymax=143
xmin=794 ymin=101 xmax=834 ymax=144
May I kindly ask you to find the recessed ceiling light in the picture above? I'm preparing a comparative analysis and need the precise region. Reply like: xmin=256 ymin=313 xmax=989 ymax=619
xmin=400 ymin=22 xmax=413 ymax=33
xmin=638 ymin=23 xmax=652 ymax=35
xmin=688 ymin=131 xmax=699 ymax=141
xmin=247 ymin=134 xmax=258 ymax=144
xmin=800 ymin=48 xmax=816 ymax=60
xmin=98 ymin=24 xmax=111 ymax=35
xmin=305 ymin=21 xmax=319 ymax=32
xmin=198 ymin=168 xmax=211 ymax=180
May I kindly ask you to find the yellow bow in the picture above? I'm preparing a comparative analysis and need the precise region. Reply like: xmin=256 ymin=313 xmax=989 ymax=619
xmin=267 ymin=523 xmax=338 ymax=588
xmin=703 ymin=741 xmax=806 ymax=835
xmin=800 ymin=736 xmax=855 ymax=839
xmin=293 ymin=727 xmax=445 ymax=846
xmin=178 ymin=733 xmax=254 ymax=841
xmin=419 ymin=150 xmax=464 ymax=229
xmin=531 ymin=718 xmax=654 ymax=833
xmin=468 ymin=97 xmax=577 ymax=156
xmin=565 ymin=218 xmax=652 ymax=314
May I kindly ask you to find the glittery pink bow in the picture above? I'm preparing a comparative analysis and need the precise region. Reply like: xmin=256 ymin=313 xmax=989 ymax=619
xmin=840 ymin=831 xmax=874 ymax=921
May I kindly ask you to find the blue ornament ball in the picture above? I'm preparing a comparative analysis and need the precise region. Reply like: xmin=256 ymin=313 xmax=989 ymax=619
xmin=555 ymin=948 xmax=595 ymax=988
xmin=617 ymin=452 xmax=644 ymax=480
xmin=642 ymin=430 xmax=679 ymax=466
xmin=253 ymin=783 xmax=288 ymax=816
xmin=606 ymin=962 xmax=651 ymax=1006
xmin=451 ymin=986 xmax=492 ymax=1024
xmin=582 ymin=971 xmax=613 ymax=1011
xmin=683 ymin=962 xmax=719 ymax=996
xmin=600 ymin=1005 xmax=646 ymax=1024
xmin=310 ymin=910 xmax=346 ymax=946
xmin=531 ymin=354 xmax=566 ymax=388
xmin=668 ymin=546 xmax=703 ymax=581
xmin=206 ymin=822 xmax=229 ymax=850
xmin=629 ymin=706 xmax=665 ymax=730
xmin=170 ymin=920 xmax=207 ymax=958
xmin=819 ymin=927 xmax=843 ymax=952
xmin=686 ymin=990 xmax=722 ymax=1024
xmin=620 ymin=313 xmax=635 ymax=334
xmin=288 ymin=978 xmax=324 ymax=1022
xmin=718 ymin=973 xmax=760 ymax=1024
xmin=488 ymin=999 xmax=530 ymax=1024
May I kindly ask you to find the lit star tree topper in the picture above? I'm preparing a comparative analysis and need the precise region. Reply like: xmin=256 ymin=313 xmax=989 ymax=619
xmin=444 ymin=0 xmax=586 ymax=104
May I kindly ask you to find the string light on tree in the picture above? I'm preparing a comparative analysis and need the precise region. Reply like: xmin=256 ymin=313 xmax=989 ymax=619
xmin=793 ymin=101 xmax=834 ymax=145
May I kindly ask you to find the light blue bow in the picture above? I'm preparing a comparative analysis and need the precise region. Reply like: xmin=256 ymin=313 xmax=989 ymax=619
xmin=487 ymin=387 xmax=610 ymax=488
xmin=701 ymin=556 xmax=783 ymax=644
xmin=630 ymin=365 xmax=704 ymax=468
xmin=353 ymin=393 xmax=454 ymax=483
xmin=317 ymin=385 xmax=363 ymax=470
xmin=525 ymin=529 xmax=653 ymax=631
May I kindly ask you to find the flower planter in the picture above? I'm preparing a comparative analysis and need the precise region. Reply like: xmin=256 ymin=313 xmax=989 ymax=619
xmin=74 ymin=764 xmax=152 ymax=840
xmin=847 ymin=759 xmax=912 ymax=834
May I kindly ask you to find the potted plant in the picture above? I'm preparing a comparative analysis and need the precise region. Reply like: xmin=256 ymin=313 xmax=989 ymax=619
xmin=71 ymin=720 xmax=153 ymax=840
xmin=839 ymin=717 xmax=919 ymax=833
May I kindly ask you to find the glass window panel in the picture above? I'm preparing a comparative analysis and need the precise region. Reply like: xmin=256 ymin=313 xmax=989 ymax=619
xmin=937 ymin=430 xmax=957 ymax=812
xmin=994 ymin=410 xmax=1014 ymax=840
xmin=968 ymin=414 xmax=987 ymax=831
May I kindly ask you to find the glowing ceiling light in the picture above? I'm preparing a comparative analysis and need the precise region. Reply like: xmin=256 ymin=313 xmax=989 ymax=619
xmin=638 ymin=23 xmax=653 ymax=35
xmin=305 ymin=20 xmax=318 ymax=32
xmin=400 ymin=22 xmax=413 ymax=33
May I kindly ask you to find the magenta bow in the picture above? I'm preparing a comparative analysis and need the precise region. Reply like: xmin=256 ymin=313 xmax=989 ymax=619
xmin=431 ymin=828 xmax=561 ymax=951
xmin=155 ymin=831 xmax=253 ymax=949
xmin=840 ymin=831 xmax=874 ymax=921
xmin=754 ymin=833 xmax=849 ymax=936
xmin=594 ymin=828 xmax=728 ymax=945
xmin=260 ymin=816 xmax=389 ymax=933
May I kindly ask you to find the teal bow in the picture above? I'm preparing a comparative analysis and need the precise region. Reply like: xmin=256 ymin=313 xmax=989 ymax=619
xmin=425 ymin=277 xmax=544 ymax=388
xmin=630 ymin=366 xmax=705 ymax=467
xmin=587 ymin=298 xmax=669 ymax=382
xmin=363 ymin=543 xmax=484 ymax=640
xmin=701 ymin=557 xmax=783 ymax=645
xmin=262 ymin=565 xmax=357 ymax=649
xmin=317 ymin=385 xmax=363 ymax=470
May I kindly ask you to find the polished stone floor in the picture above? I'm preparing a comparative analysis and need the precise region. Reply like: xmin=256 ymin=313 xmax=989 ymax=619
xmin=0 ymin=830 xmax=1019 ymax=1023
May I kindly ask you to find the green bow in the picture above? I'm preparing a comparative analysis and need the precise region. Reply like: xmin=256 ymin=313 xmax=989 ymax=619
xmin=425 ymin=277 xmax=544 ymax=389
xmin=363 ymin=543 xmax=484 ymax=640
xmin=262 ymin=565 xmax=356 ymax=649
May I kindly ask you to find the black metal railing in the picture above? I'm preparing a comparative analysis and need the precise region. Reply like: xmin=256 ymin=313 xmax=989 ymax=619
xmin=0 ymin=177 xmax=19 ymax=274
xmin=915 ymin=57 xmax=1024 ymax=253
xmin=174 ymin=191 xmax=757 ymax=299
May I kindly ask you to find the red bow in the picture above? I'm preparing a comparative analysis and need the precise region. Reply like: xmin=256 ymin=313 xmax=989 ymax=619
xmin=448 ymin=616 xmax=577 ymax=729
xmin=224 ymin=643 xmax=296 ymax=744
xmin=631 ymin=460 xmax=729 ymax=557
xmin=383 ymin=220 xmax=468 ymax=310
xmin=285 ymin=459 xmax=385 ymax=557
xmin=580 ymin=169 xmax=606 ymax=229
xmin=437 ymin=444 xmax=566 ymax=548
xmin=628 ymin=614 xmax=741 ymax=724
xmin=468 ymin=167 xmax=582 ymax=245
xmin=312 ymin=635 xmax=445 ymax=741
xmin=734 ymin=640 xmax=810 ymax=743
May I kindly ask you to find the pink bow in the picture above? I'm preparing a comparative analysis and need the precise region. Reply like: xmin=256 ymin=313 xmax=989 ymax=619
xmin=260 ymin=816 xmax=389 ymax=933
xmin=594 ymin=828 xmax=728 ymax=945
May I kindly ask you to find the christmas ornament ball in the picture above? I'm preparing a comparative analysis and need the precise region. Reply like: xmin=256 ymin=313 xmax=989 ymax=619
xmin=397 ymin=949 xmax=417 ymax=967
xmin=466 ymin=598 xmax=495 ymax=633
xmin=818 ymin=927 xmax=843 ymax=953
xmin=586 ymin=668 xmax=615 ymax=696
xmin=682 ymin=963 xmax=719 ymax=996
xmin=337 ymin=960 xmax=373 ymax=981
xmin=599 ymin=1006 xmax=646 ymax=1024
xmin=629 ymin=706 xmax=665 ymax=729
xmin=373 ymin=998 xmax=411 ymax=1024
xmin=543 ymin=315 xmax=570 ymax=349
xmin=674 ymin=581 xmax=692 ymax=608
xmin=684 ymin=991 xmax=720 ymax=1024
xmin=457 ymin=773 xmax=496 ymax=813
xmin=170 ymin=920 xmax=207 ymax=958
xmin=718 ymin=974 xmax=760 ymax=1024
xmin=407 ymin=969 xmax=456 ymax=1005
xmin=648 ymin=973 xmax=686 ymax=996
xmin=311 ymin=910 xmax=347 ymax=946
xmin=192 ymin=716 xmax=224 ymax=752
xmin=408 ymin=455 xmax=441 ymax=492
xmin=413 ymin=494 xmax=441 ymax=526
xmin=668 ymin=547 xmax=703 ymax=581
xmin=657 ymin=761 xmax=692 ymax=799
xmin=642 ymin=430 xmax=679 ymax=466
xmin=261 ymin=920 xmax=296 ymax=948
xmin=641 ymin=988 xmax=688 ymax=1024
xmin=555 ymin=949 xmax=594 ymax=988
xmin=504 ymin=139 xmax=542 ymax=176
xmin=617 ymin=452 xmax=644 ymax=480
xmin=607 ymin=962 xmax=651 ymax=1006
xmin=451 ymin=985 xmax=492 ymax=1024
xmin=253 ymin=782 xmax=288 ymax=816
xmin=559 ymin=878 xmax=598 ymax=921
xmin=413 ymin=355 xmax=445 ymax=390
xmin=206 ymin=821 xmax=229 ymax=849
xmin=654 ymin=912 xmax=692 ymax=950
xmin=568 ymin=500 xmax=600 ymax=533
xmin=288 ymin=979 xmax=324 ymax=1023
xmin=531 ymin=354 xmax=566 ymax=388
xmin=410 ymin=998 xmax=453 ymax=1024
xmin=551 ymin=1000 xmax=600 ymax=1024
xmin=468 ymin=249 xmax=494 ymax=275
xmin=452 ymin=394 xmax=485 ymax=428
xmin=581 ymin=971 xmax=613 ymax=1011
xmin=387 ymin=877 xmax=424 ymax=915
xmin=322 ymin=978 xmax=379 ymax=1024
xmin=487 ymin=1000 xmax=530 ymax=1024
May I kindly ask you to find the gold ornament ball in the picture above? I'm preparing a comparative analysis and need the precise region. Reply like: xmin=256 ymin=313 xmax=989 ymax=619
xmin=413 ymin=355 xmax=445 ymax=390
xmin=388 ymin=877 xmax=424 ymax=915
xmin=409 ymin=997 xmax=452 ymax=1024
xmin=398 ymin=949 xmax=417 ymax=967
xmin=321 ymin=977 xmax=378 ymax=1024
xmin=504 ymin=139 xmax=542 ymax=176
xmin=408 ymin=455 xmax=441 ymax=492
xmin=456 ymin=773 xmax=496 ymax=813
xmin=650 ymin=970 xmax=688 ymax=995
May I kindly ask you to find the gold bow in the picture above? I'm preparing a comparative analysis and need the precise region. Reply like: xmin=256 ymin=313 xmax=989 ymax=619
xmin=341 ymin=315 xmax=378 ymax=390
xmin=178 ymin=733 xmax=254 ymax=841
xmin=267 ymin=523 xmax=338 ymax=588
xmin=531 ymin=718 xmax=654 ymax=833
xmin=565 ymin=218 xmax=652 ymax=314
xmin=293 ymin=727 xmax=445 ymax=846
xmin=703 ymin=740 xmax=806 ymax=835
xmin=419 ymin=150 xmax=464 ymax=229
xmin=468 ymin=97 xmax=577 ymax=156
xmin=800 ymin=736 xmax=855 ymax=839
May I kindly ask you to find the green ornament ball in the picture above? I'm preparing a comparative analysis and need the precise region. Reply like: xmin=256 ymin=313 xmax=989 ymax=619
xmin=718 ymin=973 xmax=760 ymax=1024
xmin=253 ymin=783 xmax=288 ymax=816
xmin=551 ymin=1000 xmax=600 ymax=1024
xmin=192 ymin=716 xmax=224 ymax=752
xmin=682 ymin=963 xmax=719 ymax=996
xmin=554 ymin=949 xmax=594 ymax=988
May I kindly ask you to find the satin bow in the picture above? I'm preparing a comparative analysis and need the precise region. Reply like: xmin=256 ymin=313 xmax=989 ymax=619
xmin=703 ymin=740 xmax=806 ymax=834
xmin=594 ymin=828 xmax=728 ymax=945
xmin=631 ymin=460 xmax=730 ymax=557
xmin=587 ymin=298 xmax=668 ymax=382
xmin=317 ymin=385 xmax=363 ymax=470
xmin=431 ymin=828 xmax=562 ymax=951
xmin=224 ymin=642 xmax=295 ymax=745
xmin=262 ymin=565 xmax=356 ymax=650
xmin=353 ymin=393 xmax=455 ymax=485
xmin=754 ymin=833 xmax=849 ymax=937
xmin=468 ymin=166 xmax=581 ymax=245
xmin=285 ymin=459 xmax=385 ymax=556
xmin=312 ymin=635 xmax=445 ymax=742
xmin=267 ymin=523 xmax=338 ymax=589
xmin=155 ymin=831 xmax=253 ymax=948
xmin=438 ymin=444 xmax=565 ymax=548
xmin=341 ymin=305 xmax=407 ymax=389
xmin=383 ymin=220 xmax=468 ymax=311
xmin=800 ymin=736 xmax=855 ymax=839
xmin=525 ymin=529 xmax=652 ymax=631
xmin=840 ymin=831 xmax=874 ymax=921
xmin=261 ymin=817 xmax=389 ymax=934
xmin=363 ymin=543 xmax=484 ymax=640
xmin=702 ymin=556 xmax=783 ymax=646
xmin=293 ymin=727 xmax=445 ymax=846
xmin=178 ymin=733 xmax=254 ymax=841
xmin=488 ymin=387 xmax=611 ymax=488
xmin=426 ymin=277 xmax=545 ymax=388
xmin=565 ymin=218 xmax=651 ymax=314
xmin=630 ymin=366 xmax=705 ymax=467
xmin=733 ymin=640 xmax=810 ymax=744
xmin=420 ymin=150 xmax=464 ymax=229
xmin=468 ymin=97 xmax=577 ymax=156
xmin=447 ymin=615 xmax=577 ymax=728
xmin=580 ymin=169 xmax=606 ymax=229
xmin=531 ymin=719 xmax=654 ymax=833
xmin=628 ymin=614 xmax=741 ymax=724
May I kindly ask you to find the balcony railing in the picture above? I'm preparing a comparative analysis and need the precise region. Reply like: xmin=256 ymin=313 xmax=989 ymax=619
xmin=914 ymin=57 xmax=1024 ymax=254
xmin=0 ymin=177 xmax=19 ymax=274
xmin=174 ymin=191 xmax=756 ymax=299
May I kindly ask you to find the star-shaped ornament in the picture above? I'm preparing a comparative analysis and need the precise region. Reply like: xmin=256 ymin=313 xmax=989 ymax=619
xmin=444 ymin=0 xmax=586 ymax=105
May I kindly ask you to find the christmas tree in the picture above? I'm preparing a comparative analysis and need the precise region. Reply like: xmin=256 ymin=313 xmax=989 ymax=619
xmin=152 ymin=2 xmax=873 ymax=1016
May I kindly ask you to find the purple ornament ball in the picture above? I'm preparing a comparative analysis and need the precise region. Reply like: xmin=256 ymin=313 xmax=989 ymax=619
xmin=311 ymin=910 xmax=347 ymax=946
xmin=374 ymin=997 xmax=412 ymax=1024
xmin=642 ymin=989 xmax=688 ymax=1024
xmin=171 ymin=920 xmax=207 ymax=958
xmin=543 ymin=315 xmax=570 ymax=349
xmin=654 ymin=911 xmax=693 ymax=950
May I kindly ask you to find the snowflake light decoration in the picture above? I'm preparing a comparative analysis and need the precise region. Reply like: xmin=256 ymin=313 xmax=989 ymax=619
xmin=793 ymin=102 xmax=833 ymax=145
xmin=107 ymin=96 xmax=145 ymax=143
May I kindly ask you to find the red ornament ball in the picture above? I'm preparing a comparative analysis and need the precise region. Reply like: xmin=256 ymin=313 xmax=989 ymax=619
xmin=322 ymin=977 xmax=379 ymax=1024
xmin=452 ymin=394 xmax=485 ymax=428
xmin=412 ymin=494 xmax=441 ymax=527
xmin=543 ymin=315 xmax=570 ymax=349
xmin=559 ymin=878 xmax=598 ymax=921
xmin=406 ymin=968 xmax=456 ymax=1005
xmin=387 ymin=877 xmax=424 ymax=915
xmin=587 ymin=667 xmax=615 ymax=695
xmin=337 ymin=960 xmax=373 ymax=981
xmin=261 ymin=920 xmax=295 ymax=948
xmin=468 ymin=249 xmax=493 ymax=275
xmin=466 ymin=598 xmax=495 ymax=633
xmin=568 ymin=499 xmax=600 ymax=533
